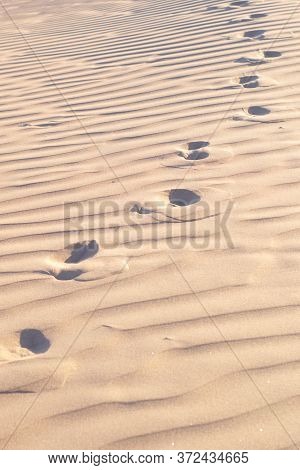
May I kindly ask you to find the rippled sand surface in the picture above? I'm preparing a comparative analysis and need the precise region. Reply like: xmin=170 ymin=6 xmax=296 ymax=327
xmin=0 ymin=0 xmax=299 ymax=449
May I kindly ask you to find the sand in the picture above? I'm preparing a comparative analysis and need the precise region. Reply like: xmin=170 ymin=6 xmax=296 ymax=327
xmin=0 ymin=0 xmax=299 ymax=450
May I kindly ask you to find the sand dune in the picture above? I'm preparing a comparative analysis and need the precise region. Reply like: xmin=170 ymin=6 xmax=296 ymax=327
xmin=0 ymin=0 xmax=299 ymax=450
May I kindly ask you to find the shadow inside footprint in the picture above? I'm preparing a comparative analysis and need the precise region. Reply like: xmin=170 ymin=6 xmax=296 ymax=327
xmin=65 ymin=240 xmax=99 ymax=264
xmin=130 ymin=203 xmax=152 ymax=215
xmin=229 ymin=18 xmax=250 ymax=24
xmin=20 ymin=329 xmax=50 ymax=354
xmin=244 ymin=30 xmax=265 ymax=40
xmin=250 ymin=13 xmax=268 ymax=19
xmin=231 ymin=0 xmax=249 ymax=6
xmin=248 ymin=106 xmax=271 ymax=116
xmin=235 ymin=57 xmax=264 ymax=65
xmin=240 ymin=75 xmax=259 ymax=88
xmin=169 ymin=189 xmax=200 ymax=207
xmin=188 ymin=141 xmax=209 ymax=150
xmin=264 ymin=50 xmax=282 ymax=58
xmin=40 ymin=240 xmax=98 ymax=281
xmin=55 ymin=269 xmax=84 ymax=281
xmin=37 ymin=121 xmax=60 ymax=128
xmin=187 ymin=150 xmax=209 ymax=160
xmin=19 ymin=121 xmax=60 ymax=128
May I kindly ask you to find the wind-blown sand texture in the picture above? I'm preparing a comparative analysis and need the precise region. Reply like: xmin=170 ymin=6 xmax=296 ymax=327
xmin=0 ymin=0 xmax=300 ymax=450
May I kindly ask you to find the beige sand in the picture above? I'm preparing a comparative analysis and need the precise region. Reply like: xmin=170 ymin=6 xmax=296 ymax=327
xmin=0 ymin=0 xmax=299 ymax=450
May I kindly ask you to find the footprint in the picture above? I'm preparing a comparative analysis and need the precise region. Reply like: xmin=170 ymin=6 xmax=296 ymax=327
xmin=228 ymin=17 xmax=251 ymax=25
xmin=130 ymin=187 xmax=232 ymax=227
xmin=64 ymin=240 xmax=99 ymax=263
xmin=250 ymin=13 xmax=268 ymax=19
xmin=206 ymin=6 xmax=219 ymax=11
xmin=43 ymin=240 xmax=128 ymax=281
xmin=184 ymin=150 xmax=209 ymax=161
xmin=54 ymin=240 xmax=98 ymax=280
xmin=54 ymin=268 xmax=84 ymax=281
xmin=230 ymin=0 xmax=249 ymax=6
xmin=44 ymin=240 xmax=99 ymax=281
xmin=19 ymin=120 xmax=61 ymax=128
xmin=239 ymin=75 xmax=260 ymax=88
xmin=233 ymin=105 xmax=275 ymax=123
xmin=238 ymin=74 xmax=277 ymax=89
xmin=0 ymin=330 xmax=50 ymax=362
xmin=169 ymin=189 xmax=201 ymax=207
xmin=227 ymin=29 xmax=266 ymax=41
xmin=223 ymin=0 xmax=249 ymax=9
xmin=263 ymin=50 xmax=282 ymax=59
xmin=244 ymin=29 xmax=266 ymax=40
xmin=177 ymin=141 xmax=210 ymax=161
xmin=20 ymin=329 xmax=50 ymax=354
xmin=188 ymin=141 xmax=209 ymax=150
xmin=130 ymin=188 xmax=202 ymax=216
xmin=235 ymin=49 xmax=281 ymax=66
xmin=247 ymin=105 xmax=271 ymax=116
xmin=130 ymin=204 xmax=152 ymax=215
xmin=235 ymin=56 xmax=264 ymax=65
xmin=51 ymin=240 xmax=99 ymax=265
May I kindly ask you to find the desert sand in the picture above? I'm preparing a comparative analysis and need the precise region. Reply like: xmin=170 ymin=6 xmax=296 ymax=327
xmin=0 ymin=0 xmax=299 ymax=450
